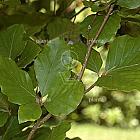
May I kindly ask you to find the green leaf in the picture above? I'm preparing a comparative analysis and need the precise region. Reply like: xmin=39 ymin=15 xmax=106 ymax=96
xmin=124 ymin=21 xmax=140 ymax=37
xmin=0 ymin=112 xmax=9 ymax=127
xmin=0 ymin=13 xmax=49 ymax=28
xmin=70 ymin=43 xmax=102 ymax=73
xmin=0 ymin=24 xmax=26 ymax=59
xmin=18 ymin=103 xmax=42 ymax=124
xmin=0 ymin=56 xmax=35 ymax=105
xmin=44 ymin=77 xmax=84 ymax=116
xmin=0 ymin=92 xmax=10 ymax=127
xmin=0 ymin=92 xmax=9 ymax=113
xmin=17 ymin=40 xmax=41 ymax=68
xmin=80 ymin=14 xmax=121 ymax=46
xmin=35 ymin=38 xmax=84 ymax=115
xmin=34 ymin=38 xmax=71 ymax=96
xmin=28 ymin=65 xmax=38 ymax=88
xmin=0 ymin=56 xmax=41 ymax=123
xmin=25 ymin=25 xmax=44 ymax=36
xmin=47 ymin=18 xmax=77 ymax=39
xmin=34 ymin=127 xmax=51 ymax=140
xmin=35 ymin=122 xmax=71 ymax=140
xmin=117 ymin=0 xmax=140 ymax=9
xmin=96 ymin=35 xmax=140 ymax=91
xmin=2 ymin=117 xmax=28 ymax=139
xmin=2 ymin=117 xmax=20 ymax=139
xmin=49 ymin=122 xmax=71 ymax=140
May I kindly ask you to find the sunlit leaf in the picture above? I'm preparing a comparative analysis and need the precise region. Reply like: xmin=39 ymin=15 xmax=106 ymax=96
xmin=96 ymin=35 xmax=140 ymax=91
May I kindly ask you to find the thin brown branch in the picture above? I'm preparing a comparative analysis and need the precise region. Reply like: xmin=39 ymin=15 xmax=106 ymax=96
xmin=27 ymin=113 xmax=52 ymax=140
xmin=85 ymin=83 xmax=95 ymax=94
xmin=71 ymin=6 xmax=88 ymax=20
xmin=78 ymin=4 xmax=114 ymax=81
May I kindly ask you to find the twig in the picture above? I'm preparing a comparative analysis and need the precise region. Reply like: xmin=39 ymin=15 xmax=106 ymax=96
xmin=85 ymin=83 xmax=96 ymax=94
xmin=71 ymin=6 xmax=88 ymax=20
xmin=78 ymin=4 xmax=114 ymax=81
xmin=27 ymin=114 xmax=52 ymax=140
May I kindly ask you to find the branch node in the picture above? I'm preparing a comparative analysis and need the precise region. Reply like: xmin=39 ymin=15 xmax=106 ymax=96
xmin=27 ymin=114 xmax=52 ymax=140
xmin=78 ymin=4 xmax=114 ymax=82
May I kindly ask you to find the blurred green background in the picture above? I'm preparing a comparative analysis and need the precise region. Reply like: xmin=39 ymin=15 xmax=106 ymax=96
xmin=69 ymin=87 xmax=140 ymax=128
xmin=67 ymin=123 xmax=140 ymax=140
xmin=66 ymin=85 xmax=140 ymax=140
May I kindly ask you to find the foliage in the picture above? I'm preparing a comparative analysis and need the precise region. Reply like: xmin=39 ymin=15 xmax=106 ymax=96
xmin=0 ymin=0 xmax=140 ymax=139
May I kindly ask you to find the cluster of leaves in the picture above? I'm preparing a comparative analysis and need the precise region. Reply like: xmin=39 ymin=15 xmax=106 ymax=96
xmin=0 ymin=0 xmax=140 ymax=139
